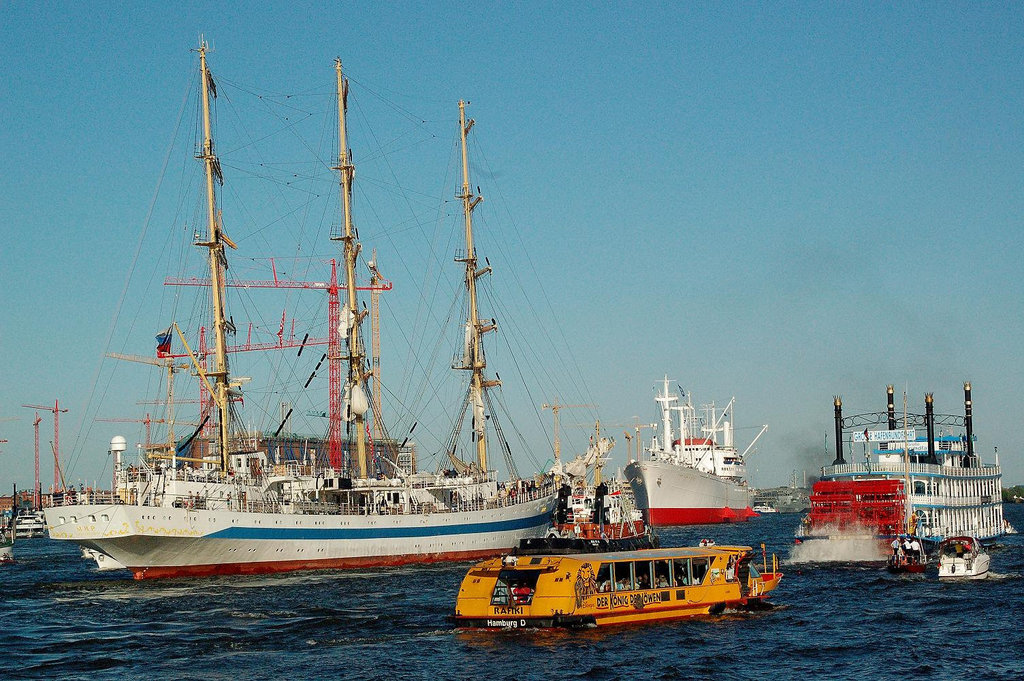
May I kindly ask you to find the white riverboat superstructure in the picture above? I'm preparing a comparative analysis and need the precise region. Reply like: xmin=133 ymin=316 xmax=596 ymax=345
xmin=625 ymin=378 xmax=766 ymax=525
xmin=798 ymin=384 xmax=1004 ymax=546
xmin=43 ymin=44 xmax=555 ymax=578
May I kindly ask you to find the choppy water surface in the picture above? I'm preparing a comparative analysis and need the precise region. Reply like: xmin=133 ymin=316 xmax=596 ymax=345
xmin=5 ymin=506 xmax=1023 ymax=680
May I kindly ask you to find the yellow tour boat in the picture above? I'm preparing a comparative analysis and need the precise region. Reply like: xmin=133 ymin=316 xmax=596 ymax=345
xmin=452 ymin=544 xmax=782 ymax=629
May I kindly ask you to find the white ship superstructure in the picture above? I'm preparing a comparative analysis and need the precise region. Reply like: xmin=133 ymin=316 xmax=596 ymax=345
xmin=625 ymin=378 xmax=766 ymax=525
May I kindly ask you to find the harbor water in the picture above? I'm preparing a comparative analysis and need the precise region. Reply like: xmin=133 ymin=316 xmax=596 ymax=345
xmin=4 ymin=505 xmax=1023 ymax=680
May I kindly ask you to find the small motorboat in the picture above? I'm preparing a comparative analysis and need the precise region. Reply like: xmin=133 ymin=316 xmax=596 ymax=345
xmin=886 ymin=534 xmax=927 ymax=574
xmin=937 ymin=536 xmax=990 ymax=580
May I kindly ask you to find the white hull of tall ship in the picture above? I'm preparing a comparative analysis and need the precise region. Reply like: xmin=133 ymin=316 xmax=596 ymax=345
xmin=626 ymin=459 xmax=755 ymax=525
xmin=46 ymin=488 xmax=553 ymax=579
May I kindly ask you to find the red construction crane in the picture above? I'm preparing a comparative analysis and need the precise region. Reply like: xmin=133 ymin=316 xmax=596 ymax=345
xmin=22 ymin=400 xmax=68 ymax=491
xmin=164 ymin=258 xmax=392 ymax=472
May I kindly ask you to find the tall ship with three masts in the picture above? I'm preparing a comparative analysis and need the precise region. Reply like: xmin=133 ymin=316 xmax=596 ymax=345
xmin=43 ymin=42 xmax=555 ymax=578
xmin=626 ymin=378 xmax=767 ymax=525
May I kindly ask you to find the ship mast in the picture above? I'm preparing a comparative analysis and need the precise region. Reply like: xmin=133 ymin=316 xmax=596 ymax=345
xmin=457 ymin=100 xmax=498 ymax=474
xmin=333 ymin=59 xmax=369 ymax=478
xmin=197 ymin=39 xmax=235 ymax=473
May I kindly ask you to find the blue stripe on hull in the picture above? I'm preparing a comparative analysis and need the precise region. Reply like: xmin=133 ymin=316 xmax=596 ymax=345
xmin=205 ymin=511 xmax=551 ymax=541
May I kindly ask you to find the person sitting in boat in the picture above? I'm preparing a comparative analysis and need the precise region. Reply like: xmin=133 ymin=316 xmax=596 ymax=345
xmin=512 ymin=583 xmax=533 ymax=605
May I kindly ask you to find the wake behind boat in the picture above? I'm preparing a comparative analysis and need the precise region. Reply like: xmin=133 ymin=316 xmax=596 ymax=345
xmin=44 ymin=43 xmax=555 ymax=578
xmin=626 ymin=378 xmax=767 ymax=526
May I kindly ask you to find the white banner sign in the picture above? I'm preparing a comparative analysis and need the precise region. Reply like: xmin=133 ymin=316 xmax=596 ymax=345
xmin=852 ymin=428 xmax=916 ymax=443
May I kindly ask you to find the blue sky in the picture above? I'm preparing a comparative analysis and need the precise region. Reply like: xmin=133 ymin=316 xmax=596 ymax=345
xmin=2 ymin=3 xmax=1023 ymax=491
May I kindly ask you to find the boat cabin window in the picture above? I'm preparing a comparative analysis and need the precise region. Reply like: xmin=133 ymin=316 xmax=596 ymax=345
xmin=491 ymin=569 xmax=541 ymax=606
xmin=612 ymin=562 xmax=633 ymax=591
xmin=690 ymin=558 xmax=709 ymax=585
xmin=633 ymin=561 xmax=652 ymax=590
xmin=653 ymin=559 xmax=671 ymax=588
xmin=596 ymin=563 xmax=613 ymax=592
xmin=673 ymin=558 xmax=691 ymax=586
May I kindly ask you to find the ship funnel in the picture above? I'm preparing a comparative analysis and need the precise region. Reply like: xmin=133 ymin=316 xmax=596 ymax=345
xmin=833 ymin=396 xmax=845 ymax=465
xmin=964 ymin=382 xmax=975 ymax=466
xmin=925 ymin=393 xmax=937 ymax=464
xmin=886 ymin=385 xmax=896 ymax=430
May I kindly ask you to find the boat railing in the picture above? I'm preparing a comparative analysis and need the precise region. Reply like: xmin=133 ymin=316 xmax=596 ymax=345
xmin=824 ymin=462 xmax=1001 ymax=479
xmin=48 ymin=490 xmax=121 ymax=507
xmin=910 ymin=493 xmax=1000 ymax=508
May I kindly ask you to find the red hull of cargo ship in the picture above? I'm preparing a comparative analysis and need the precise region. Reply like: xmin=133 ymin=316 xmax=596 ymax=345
xmin=648 ymin=506 xmax=758 ymax=526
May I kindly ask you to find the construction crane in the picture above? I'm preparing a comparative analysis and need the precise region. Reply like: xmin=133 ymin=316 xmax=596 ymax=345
xmin=96 ymin=414 xmax=201 ymax=451
xmin=606 ymin=419 xmax=658 ymax=462
xmin=541 ymin=401 xmax=596 ymax=473
xmin=107 ymin=353 xmax=193 ymax=458
xmin=22 ymin=400 xmax=68 ymax=491
xmin=165 ymin=257 xmax=392 ymax=472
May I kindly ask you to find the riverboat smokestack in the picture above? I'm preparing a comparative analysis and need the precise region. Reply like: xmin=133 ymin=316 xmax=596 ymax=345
xmin=964 ymin=382 xmax=975 ymax=466
xmin=925 ymin=393 xmax=937 ymax=464
xmin=886 ymin=385 xmax=896 ymax=430
xmin=833 ymin=396 xmax=845 ymax=465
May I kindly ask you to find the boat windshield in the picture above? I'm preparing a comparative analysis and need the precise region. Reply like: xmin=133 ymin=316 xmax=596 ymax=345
xmin=491 ymin=569 xmax=541 ymax=606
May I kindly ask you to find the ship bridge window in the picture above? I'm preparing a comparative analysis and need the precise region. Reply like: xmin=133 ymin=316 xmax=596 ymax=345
xmin=491 ymin=569 xmax=540 ymax=606
xmin=690 ymin=558 xmax=709 ymax=585
xmin=653 ymin=559 xmax=671 ymax=588
xmin=596 ymin=563 xmax=612 ymax=592
xmin=673 ymin=558 xmax=691 ymax=586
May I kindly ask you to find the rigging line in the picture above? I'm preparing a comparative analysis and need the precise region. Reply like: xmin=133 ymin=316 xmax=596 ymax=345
xmin=65 ymin=71 xmax=194 ymax=475
xmin=399 ymin=132 xmax=462 ymax=410
xmin=398 ymin=281 xmax=463 ymax=423
xmin=345 ymin=74 xmax=439 ymax=130
xmin=214 ymin=80 xmax=325 ymax=273
xmin=490 ymin=298 xmax=556 ymax=468
xmin=483 ymin=389 xmax=522 ymax=480
xmin=472 ymin=138 xmax=598 ymax=408
xmin=215 ymin=76 xmax=330 ymax=106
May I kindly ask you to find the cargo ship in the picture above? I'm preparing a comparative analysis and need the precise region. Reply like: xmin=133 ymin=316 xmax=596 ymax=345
xmin=797 ymin=384 xmax=1004 ymax=547
xmin=625 ymin=378 xmax=767 ymax=526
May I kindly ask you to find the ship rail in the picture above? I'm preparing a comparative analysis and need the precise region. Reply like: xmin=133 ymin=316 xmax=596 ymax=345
xmin=45 ymin=477 xmax=557 ymax=517
xmin=824 ymin=462 xmax=1001 ymax=479
xmin=48 ymin=490 xmax=120 ymax=507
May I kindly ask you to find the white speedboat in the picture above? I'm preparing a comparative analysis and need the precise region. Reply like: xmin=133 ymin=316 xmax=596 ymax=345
xmin=937 ymin=536 xmax=990 ymax=579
